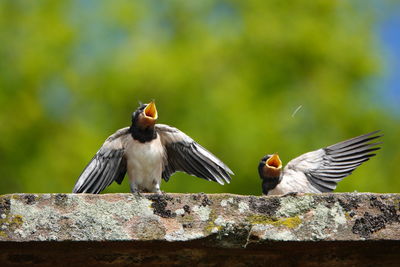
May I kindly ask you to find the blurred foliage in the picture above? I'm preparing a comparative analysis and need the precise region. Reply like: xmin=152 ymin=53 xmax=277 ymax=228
xmin=0 ymin=0 xmax=399 ymax=195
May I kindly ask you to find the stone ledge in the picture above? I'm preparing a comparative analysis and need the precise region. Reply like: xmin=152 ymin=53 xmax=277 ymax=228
xmin=1 ymin=193 xmax=400 ymax=265
xmin=1 ymin=193 xmax=399 ymax=244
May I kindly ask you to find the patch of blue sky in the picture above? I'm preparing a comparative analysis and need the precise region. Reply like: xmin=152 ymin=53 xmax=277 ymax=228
xmin=205 ymin=1 xmax=243 ymax=39
xmin=378 ymin=11 xmax=400 ymax=114
xmin=66 ymin=0 xmax=131 ymax=74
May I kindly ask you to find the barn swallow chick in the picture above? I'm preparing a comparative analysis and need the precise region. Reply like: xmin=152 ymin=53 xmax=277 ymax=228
xmin=258 ymin=131 xmax=382 ymax=195
xmin=73 ymin=101 xmax=233 ymax=194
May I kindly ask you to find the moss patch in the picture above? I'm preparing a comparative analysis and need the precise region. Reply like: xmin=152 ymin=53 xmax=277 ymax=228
xmin=204 ymin=210 xmax=220 ymax=234
xmin=247 ymin=215 xmax=302 ymax=229
xmin=0 ymin=214 xmax=24 ymax=237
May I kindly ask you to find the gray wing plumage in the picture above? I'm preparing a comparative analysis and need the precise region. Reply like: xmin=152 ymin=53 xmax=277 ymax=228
xmin=283 ymin=130 xmax=382 ymax=192
xmin=72 ymin=127 xmax=129 ymax=194
xmin=156 ymin=124 xmax=233 ymax=184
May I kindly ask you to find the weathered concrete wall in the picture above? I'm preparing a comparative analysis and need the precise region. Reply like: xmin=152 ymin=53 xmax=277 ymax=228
xmin=1 ymin=193 xmax=400 ymax=265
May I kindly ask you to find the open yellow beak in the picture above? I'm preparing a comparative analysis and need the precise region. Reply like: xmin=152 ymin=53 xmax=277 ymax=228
xmin=144 ymin=101 xmax=158 ymax=120
xmin=266 ymin=154 xmax=282 ymax=169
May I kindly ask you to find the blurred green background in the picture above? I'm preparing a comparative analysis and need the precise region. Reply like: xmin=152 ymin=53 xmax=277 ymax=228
xmin=1 ymin=0 xmax=399 ymax=195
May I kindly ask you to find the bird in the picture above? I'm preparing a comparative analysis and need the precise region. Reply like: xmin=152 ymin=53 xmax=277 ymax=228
xmin=258 ymin=130 xmax=382 ymax=195
xmin=73 ymin=101 xmax=233 ymax=194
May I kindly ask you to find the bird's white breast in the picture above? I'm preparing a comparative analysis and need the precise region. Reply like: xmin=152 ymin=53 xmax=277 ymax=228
xmin=268 ymin=169 xmax=320 ymax=195
xmin=124 ymin=135 xmax=166 ymax=192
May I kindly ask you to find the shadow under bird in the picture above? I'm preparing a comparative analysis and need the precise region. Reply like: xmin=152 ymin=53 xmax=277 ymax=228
xmin=73 ymin=101 xmax=233 ymax=194
xmin=258 ymin=130 xmax=382 ymax=195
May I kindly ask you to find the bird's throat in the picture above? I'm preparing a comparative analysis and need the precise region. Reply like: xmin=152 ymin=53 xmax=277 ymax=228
xmin=262 ymin=177 xmax=281 ymax=195
xmin=130 ymin=124 xmax=157 ymax=143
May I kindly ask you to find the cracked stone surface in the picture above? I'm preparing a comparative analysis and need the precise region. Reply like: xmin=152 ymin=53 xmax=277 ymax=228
xmin=1 ymin=193 xmax=400 ymax=265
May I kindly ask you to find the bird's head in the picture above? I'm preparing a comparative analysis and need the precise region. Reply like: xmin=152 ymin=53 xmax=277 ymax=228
xmin=132 ymin=101 xmax=158 ymax=129
xmin=258 ymin=153 xmax=282 ymax=180
xmin=258 ymin=153 xmax=283 ymax=195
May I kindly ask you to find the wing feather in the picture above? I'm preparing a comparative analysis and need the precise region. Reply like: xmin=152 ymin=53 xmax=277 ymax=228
xmin=156 ymin=124 xmax=233 ymax=184
xmin=72 ymin=128 xmax=129 ymax=193
xmin=284 ymin=131 xmax=382 ymax=192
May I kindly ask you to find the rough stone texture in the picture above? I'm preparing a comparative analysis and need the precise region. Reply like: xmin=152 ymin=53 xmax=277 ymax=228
xmin=1 ymin=193 xmax=400 ymax=266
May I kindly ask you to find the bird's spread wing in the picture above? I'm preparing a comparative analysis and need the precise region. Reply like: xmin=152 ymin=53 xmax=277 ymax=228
xmin=72 ymin=127 xmax=129 ymax=194
xmin=156 ymin=124 xmax=233 ymax=184
xmin=283 ymin=130 xmax=382 ymax=192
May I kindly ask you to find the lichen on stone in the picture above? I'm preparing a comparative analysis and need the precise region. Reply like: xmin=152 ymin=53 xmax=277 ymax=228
xmin=276 ymin=195 xmax=314 ymax=217
xmin=175 ymin=208 xmax=185 ymax=216
xmin=238 ymin=202 xmax=249 ymax=213
xmin=308 ymin=202 xmax=347 ymax=240
xmin=147 ymin=194 xmax=177 ymax=218
xmin=0 ymin=197 xmax=11 ymax=216
xmin=352 ymin=196 xmax=400 ymax=239
xmin=192 ymin=205 xmax=211 ymax=222
xmin=249 ymin=196 xmax=280 ymax=216
xmin=0 ymin=193 xmax=399 ymax=243
xmin=259 ymin=226 xmax=296 ymax=241
xmin=220 ymin=198 xmax=234 ymax=207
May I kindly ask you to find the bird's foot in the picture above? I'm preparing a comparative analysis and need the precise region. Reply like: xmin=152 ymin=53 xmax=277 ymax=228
xmin=130 ymin=184 xmax=144 ymax=198
xmin=131 ymin=190 xmax=143 ymax=198
xmin=155 ymin=189 xmax=165 ymax=196
xmin=282 ymin=192 xmax=298 ymax=197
